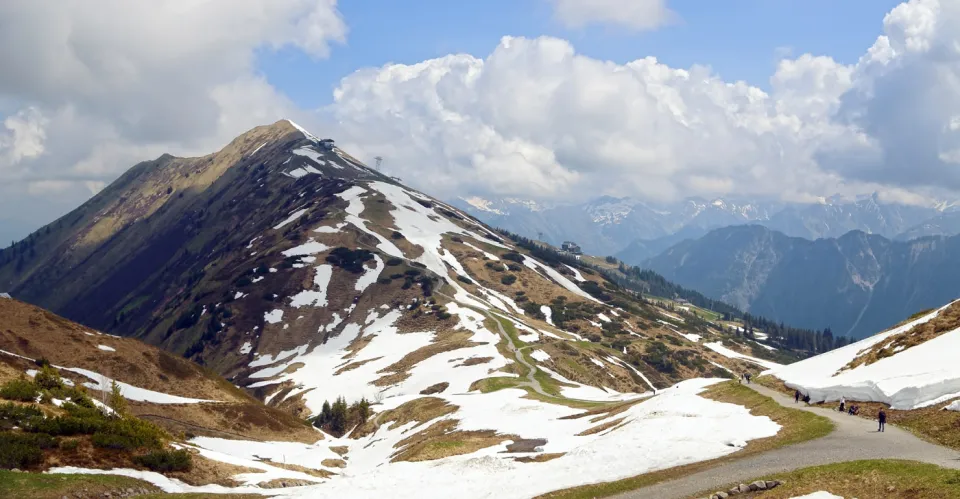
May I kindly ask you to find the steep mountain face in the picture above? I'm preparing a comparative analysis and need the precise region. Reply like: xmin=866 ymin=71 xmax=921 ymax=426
xmin=644 ymin=225 xmax=960 ymax=339
xmin=765 ymin=194 xmax=935 ymax=241
xmin=895 ymin=210 xmax=960 ymax=240
xmin=459 ymin=194 xmax=948 ymax=263
xmin=0 ymin=121 xmax=794 ymax=496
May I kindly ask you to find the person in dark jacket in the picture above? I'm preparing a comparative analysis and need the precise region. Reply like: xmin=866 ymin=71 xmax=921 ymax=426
xmin=795 ymin=390 xmax=801 ymax=403
xmin=878 ymin=408 xmax=887 ymax=432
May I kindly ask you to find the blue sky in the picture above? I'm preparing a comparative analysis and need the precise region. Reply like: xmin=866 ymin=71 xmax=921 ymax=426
xmin=262 ymin=0 xmax=903 ymax=109
xmin=5 ymin=0 xmax=958 ymax=245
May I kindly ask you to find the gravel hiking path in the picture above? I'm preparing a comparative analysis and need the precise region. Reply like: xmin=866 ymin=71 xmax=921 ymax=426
xmin=613 ymin=382 xmax=960 ymax=499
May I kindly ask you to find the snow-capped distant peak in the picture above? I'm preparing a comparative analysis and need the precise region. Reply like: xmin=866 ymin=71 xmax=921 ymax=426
xmin=284 ymin=119 xmax=320 ymax=143
xmin=586 ymin=196 xmax=635 ymax=225
xmin=462 ymin=197 xmax=505 ymax=215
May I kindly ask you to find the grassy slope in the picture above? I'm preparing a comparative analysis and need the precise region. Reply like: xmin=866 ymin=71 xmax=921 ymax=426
xmin=700 ymin=460 xmax=960 ymax=499
xmin=538 ymin=382 xmax=834 ymax=499
xmin=0 ymin=470 xmax=264 ymax=499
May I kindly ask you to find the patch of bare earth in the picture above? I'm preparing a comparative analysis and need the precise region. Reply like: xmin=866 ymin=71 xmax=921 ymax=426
xmin=515 ymin=453 xmax=565 ymax=463
xmin=322 ymin=458 xmax=347 ymax=468
xmin=419 ymin=382 xmax=449 ymax=395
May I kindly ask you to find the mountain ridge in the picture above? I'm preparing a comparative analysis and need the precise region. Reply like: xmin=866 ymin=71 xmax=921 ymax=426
xmin=643 ymin=224 xmax=960 ymax=339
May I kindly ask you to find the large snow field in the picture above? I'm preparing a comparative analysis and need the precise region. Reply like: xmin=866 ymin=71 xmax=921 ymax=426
xmin=767 ymin=302 xmax=960 ymax=410
xmin=106 ymin=378 xmax=779 ymax=498
xmin=222 ymin=378 xmax=770 ymax=499
xmin=704 ymin=342 xmax=782 ymax=370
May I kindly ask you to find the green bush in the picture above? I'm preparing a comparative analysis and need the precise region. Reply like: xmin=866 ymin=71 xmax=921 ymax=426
xmin=0 ymin=403 xmax=44 ymax=430
xmin=377 ymin=277 xmax=392 ymax=285
xmin=501 ymin=252 xmax=524 ymax=263
xmin=34 ymin=366 xmax=63 ymax=390
xmin=507 ymin=263 xmax=522 ymax=272
xmin=326 ymin=247 xmax=375 ymax=273
xmin=0 ymin=378 xmax=40 ymax=402
xmin=0 ymin=433 xmax=57 ymax=469
xmin=91 ymin=417 xmax=165 ymax=451
xmin=135 ymin=449 xmax=193 ymax=472
xmin=391 ymin=231 xmax=405 ymax=240
xmin=456 ymin=275 xmax=473 ymax=285
xmin=500 ymin=274 xmax=517 ymax=285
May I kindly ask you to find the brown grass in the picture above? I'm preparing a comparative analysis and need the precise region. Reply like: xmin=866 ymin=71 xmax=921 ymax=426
xmin=329 ymin=446 xmax=349 ymax=456
xmin=843 ymin=301 xmax=960 ymax=371
xmin=321 ymin=458 xmax=347 ymax=468
xmin=391 ymin=419 xmax=518 ymax=462
xmin=132 ymin=401 xmax=320 ymax=444
xmin=0 ymin=298 xmax=241 ymax=403
xmin=352 ymin=396 xmax=458 ymax=438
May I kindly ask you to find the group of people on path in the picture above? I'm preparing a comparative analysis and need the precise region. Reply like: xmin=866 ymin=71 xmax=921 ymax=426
xmin=793 ymin=389 xmax=886 ymax=432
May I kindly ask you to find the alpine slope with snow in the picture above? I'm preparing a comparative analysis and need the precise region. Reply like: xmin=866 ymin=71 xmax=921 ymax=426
xmin=0 ymin=121 xmax=795 ymax=496
xmin=766 ymin=300 xmax=960 ymax=410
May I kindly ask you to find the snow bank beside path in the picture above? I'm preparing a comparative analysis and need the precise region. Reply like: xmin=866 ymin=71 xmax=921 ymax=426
xmin=767 ymin=302 xmax=960 ymax=410
xmin=704 ymin=342 xmax=782 ymax=370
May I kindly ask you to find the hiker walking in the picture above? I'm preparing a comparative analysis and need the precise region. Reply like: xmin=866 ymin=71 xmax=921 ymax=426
xmin=745 ymin=373 xmax=752 ymax=384
xmin=878 ymin=408 xmax=887 ymax=432
xmin=839 ymin=396 xmax=846 ymax=413
xmin=794 ymin=390 xmax=800 ymax=403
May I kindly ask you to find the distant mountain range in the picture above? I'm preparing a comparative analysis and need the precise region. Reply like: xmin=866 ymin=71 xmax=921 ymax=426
xmin=643 ymin=225 xmax=960 ymax=339
xmin=454 ymin=194 xmax=959 ymax=261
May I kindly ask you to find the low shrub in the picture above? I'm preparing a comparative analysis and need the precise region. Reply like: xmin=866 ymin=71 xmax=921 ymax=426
xmin=507 ymin=263 xmax=522 ymax=272
xmin=326 ymin=247 xmax=375 ymax=273
xmin=501 ymin=252 xmax=524 ymax=263
xmin=91 ymin=417 xmax=165 ymax=451
xmin=135 ymin=449 xmax=193 ymax=472
xmin=391 ymin=231 xmax=404 ymax=240
xmin=0 ymin=433 xmax=57 ymax=469
xmin=0 ymin=378 xmax=40 ymax=402
xmin=500 ymin=274 xmax=517 ymax=285
xmin=386 ymin=258 xmax=403 ymax=266
xmin=457 ymin=275 xmax=473 ymax=285
xmin=0 ymin=403 xmax=44 ymax=430
xmin=377 ymin=277 xmax=392 ymax=285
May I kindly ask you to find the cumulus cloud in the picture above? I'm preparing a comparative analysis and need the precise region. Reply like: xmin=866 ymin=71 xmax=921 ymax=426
xmin=549 ymin=0 xmax=675 ymax=31
xmin=330 ymin=36 xmax=836 ymax=203
xmin=330 ymin=0 xmax=960 ymax=207
xmin=0 ymin=0 xmax=346 ymax=229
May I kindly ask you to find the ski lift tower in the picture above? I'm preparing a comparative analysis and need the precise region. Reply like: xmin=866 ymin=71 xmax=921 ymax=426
xmin=374 ymin=156 xmax=383 ymax=171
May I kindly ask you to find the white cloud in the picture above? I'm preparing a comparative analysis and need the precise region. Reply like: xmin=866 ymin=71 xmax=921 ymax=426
xmin=331 ymin=0 xmax=960 ymax=207
xmin=330 ymin=36 xmax=835 ymax=203
xmin=0 ymin=108 xmax=47 ymax=167
xmin=0 ymin=0 xmax=346 ymax=223
xmin=550 ymin=0 xmax=675 ymax=31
